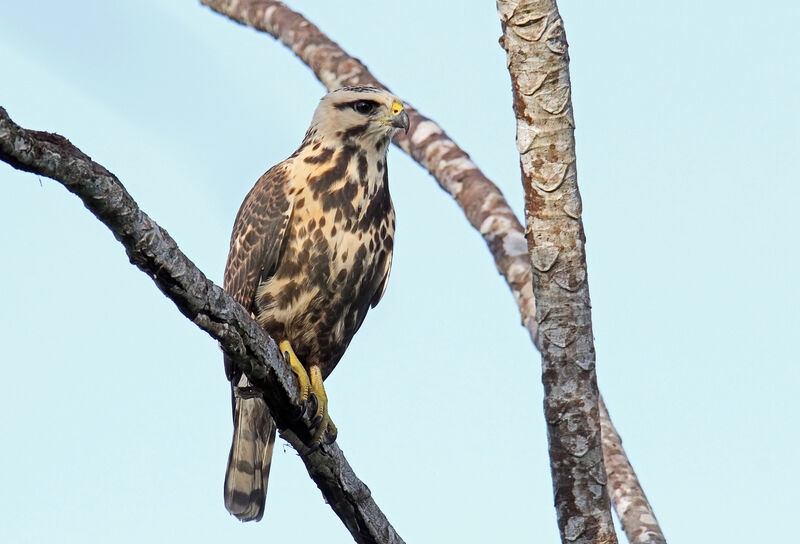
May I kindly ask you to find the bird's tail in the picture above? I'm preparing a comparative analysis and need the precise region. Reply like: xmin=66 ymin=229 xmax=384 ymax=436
xmin=224 ymin=373 xmax=276 ymax=522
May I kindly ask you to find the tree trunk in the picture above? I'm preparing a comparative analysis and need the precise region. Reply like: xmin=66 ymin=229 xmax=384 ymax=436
xmin=497 ymin=1 xmax=618 ymax=542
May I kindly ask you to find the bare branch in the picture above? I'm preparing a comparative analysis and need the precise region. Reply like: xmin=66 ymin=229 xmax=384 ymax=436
xmin=200 ymin=0 xmax=664 ymax=541
xmin=497 ymin=1 xmax=617 ymax=542
xmin=0 ymin=106 xmax=403 ymax=544
xmin=600 ymin=398 xmax=667 ymax=544
xmin=3 ymin=0 xmax=663 ymax=539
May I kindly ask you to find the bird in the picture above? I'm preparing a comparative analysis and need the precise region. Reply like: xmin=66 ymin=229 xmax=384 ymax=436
xmin=222 ymin=86 xmax=409 ymax=522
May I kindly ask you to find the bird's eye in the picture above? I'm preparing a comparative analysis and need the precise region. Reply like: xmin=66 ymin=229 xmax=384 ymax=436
xmin=353 ymin=101 xmax=375 ymax=115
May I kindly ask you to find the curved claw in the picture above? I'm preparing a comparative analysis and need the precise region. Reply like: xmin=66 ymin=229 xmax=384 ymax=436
xmin=303 ymin=441 xmax=322 ymax=456
xmin=306 ymin=393 xmax=322 ymax=427
xmin=289 ymin=393 xmax=315 ymax=423
xmin=289 ymin=403 xmax=305 ymax=422
xmin=301 ymin=423 xmax=336 ymax=455
xmin=308 ymin=365 xmax=337 ymax=447
xmin=324 ymin=424 xmax=338 ymax=445
xmin=306 ymin=393 xmax=319 ymax=421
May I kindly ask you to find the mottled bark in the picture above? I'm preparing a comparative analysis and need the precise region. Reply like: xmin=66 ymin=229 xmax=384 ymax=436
xmin=600 ymin=398 xmax=666 ymax=544
xmin=497 ymin=1 xmax=617 ymax=543
xmin=201 ymin=1 xmax=663 ymax=542
xmin=0 ymin=106 xmax=403 ymax=544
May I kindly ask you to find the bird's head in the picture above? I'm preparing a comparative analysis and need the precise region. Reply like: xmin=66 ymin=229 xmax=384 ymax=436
xmin=306 ymin=86 xmax=410 ymax=148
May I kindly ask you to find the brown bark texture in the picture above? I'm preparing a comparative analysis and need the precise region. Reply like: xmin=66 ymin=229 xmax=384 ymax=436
xmin=497 ymin=1 xmax=618 ymax=542
xmin=200 ymin=1 xmax=664 ymax=542
xmin=0 ymin=106 xmax=404 ymax=544
xmin=600 ymin=398 xmax=667 ymax=543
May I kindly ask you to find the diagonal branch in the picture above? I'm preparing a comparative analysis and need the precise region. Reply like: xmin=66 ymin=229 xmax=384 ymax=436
xmin=200 ymin=0 xmax=664 ymax=541
xmin=497 ymin=1 xmax=617 ymax=542
xmin=600 ymin=397 xmax=666 ymax=543
xmin=0 ymin=106 xmax=403 ymax=544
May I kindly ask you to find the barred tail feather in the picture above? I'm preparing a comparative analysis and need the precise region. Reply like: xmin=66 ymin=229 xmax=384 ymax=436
xmin=224 ymin=375 xmax=276 ymax=522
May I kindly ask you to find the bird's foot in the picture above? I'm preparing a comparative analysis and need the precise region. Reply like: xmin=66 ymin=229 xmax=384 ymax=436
xmin=279 ymin=340 xmax=313 ymax=416
xmin=278 ymin=341 xmax=337 ymax=447
xmin=308 ymin=365 xmax=337 ymax=448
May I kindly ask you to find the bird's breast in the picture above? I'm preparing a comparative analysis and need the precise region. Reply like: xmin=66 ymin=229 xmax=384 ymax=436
xmin=254 ymin=149 xmax=394 ymax=368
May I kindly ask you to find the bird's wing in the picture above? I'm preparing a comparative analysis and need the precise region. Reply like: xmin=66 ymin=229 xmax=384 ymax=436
xmin=370 ymin=250 xmax=392 ymax=308
xmin=224 ymin=163 xmax=294 ymax=378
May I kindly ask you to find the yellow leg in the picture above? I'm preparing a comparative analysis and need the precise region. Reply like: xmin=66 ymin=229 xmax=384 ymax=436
xmin=278 ymin=341 xmax=337 ymax=446
xmin=309 ymin=365 xmax=338 ymax=446
xmin=279 ymin=340 xmax=311 ymax=403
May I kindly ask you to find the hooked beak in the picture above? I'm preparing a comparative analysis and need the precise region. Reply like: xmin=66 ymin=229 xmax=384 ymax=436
xmin=392 ymin=109 xmax=410 ymax=134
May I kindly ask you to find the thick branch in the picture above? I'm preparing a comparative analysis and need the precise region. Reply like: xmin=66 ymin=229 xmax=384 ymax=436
xmin=497 ymin=1 xmax=617 ymax=542
xmin=199 ymin=0 xmax=664 ymax=541
xmin=0 ymin=106 xmax=403 ymax=544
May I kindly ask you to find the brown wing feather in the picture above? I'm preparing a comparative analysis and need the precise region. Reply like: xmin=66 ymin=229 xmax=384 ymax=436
xmin=222 ymin=164 xmax=292 ymax=521
xmin=370 ymin=250 xmax=392 ymax=308
xmin=224 ymin=163 xmax=293 ymax=378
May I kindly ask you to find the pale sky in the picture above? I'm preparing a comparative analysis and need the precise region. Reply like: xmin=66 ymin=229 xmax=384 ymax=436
xmin=1 ymin=1 xmax=798 ymax=543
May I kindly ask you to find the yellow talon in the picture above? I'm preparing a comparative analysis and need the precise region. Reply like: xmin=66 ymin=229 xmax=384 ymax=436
xmin=278 ymin=341 xmax=337 ymax=445
xmin=309 ymin=365 xmax=337 ymax=445
xmin=279 ymin=340 xmax=311 ymax=403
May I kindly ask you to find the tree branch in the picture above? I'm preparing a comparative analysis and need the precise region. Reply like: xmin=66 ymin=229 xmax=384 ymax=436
xmin=0 ymin=106 xmax=403 ymax=544
xmin=599 ymin=397 xmax=666 ymax=543
xmin=2 ymin=0 xmax=664 ymax=540
xmin=200 ymin=0 xmax=664 ymax=541
xmin=497 ymin=1 xmax=617 ymax=542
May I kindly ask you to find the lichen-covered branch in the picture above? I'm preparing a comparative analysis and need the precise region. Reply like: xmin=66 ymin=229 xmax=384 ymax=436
xmin=497 ymin=1 xmax=618 ymax=542
xmin=0 ymin=106 xmax=403 ymax=544
xmin=199 ymin=1 xmax=664 ymax=542
xmin=600 ymin=398 xmax=666 ymax=543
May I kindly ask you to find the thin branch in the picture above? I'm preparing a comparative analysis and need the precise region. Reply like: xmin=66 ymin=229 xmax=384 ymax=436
xmin=497 ymin=1 xmax=617 ymax=542
xmin=200 ymin=0 xmax=664 ymax=541
xmin=0 ymin=107 xmax=403 ymax=544
xmin=600 ymin=397 xmax=667 ymax=543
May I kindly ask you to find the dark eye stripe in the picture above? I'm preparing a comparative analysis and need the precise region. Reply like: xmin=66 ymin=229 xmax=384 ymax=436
xmin=333 ymin=99 xmax=380 ymax=111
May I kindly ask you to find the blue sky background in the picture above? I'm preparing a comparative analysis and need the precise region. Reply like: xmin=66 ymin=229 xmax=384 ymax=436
xmin=1 ymin=1 xmax=798 ymax=542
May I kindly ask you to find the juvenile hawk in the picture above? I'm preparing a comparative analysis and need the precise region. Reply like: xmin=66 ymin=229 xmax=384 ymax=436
xmin=223 ymin=86 xmax=409 ymax=521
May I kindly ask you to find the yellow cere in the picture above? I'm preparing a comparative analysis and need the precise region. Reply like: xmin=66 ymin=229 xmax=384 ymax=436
xmin=391 ymin=101 xmax=404 ymax=115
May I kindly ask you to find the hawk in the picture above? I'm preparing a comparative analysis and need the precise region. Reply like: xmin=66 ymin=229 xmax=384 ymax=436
xmin=222 ymin=86 xmax=409 ymax=521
